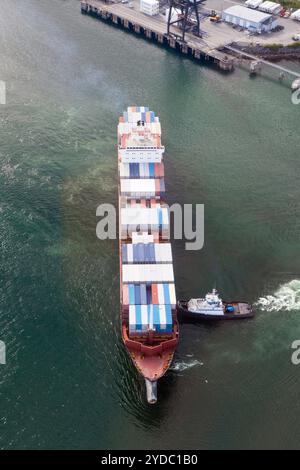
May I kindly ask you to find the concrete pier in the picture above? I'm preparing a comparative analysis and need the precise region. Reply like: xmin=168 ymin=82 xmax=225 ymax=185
xmin=80 ymin=0 xmax=234 ymax=72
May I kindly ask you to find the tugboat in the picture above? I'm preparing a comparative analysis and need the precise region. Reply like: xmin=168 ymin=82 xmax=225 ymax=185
xmin=177 ymin=289 xmax=254 ymax=321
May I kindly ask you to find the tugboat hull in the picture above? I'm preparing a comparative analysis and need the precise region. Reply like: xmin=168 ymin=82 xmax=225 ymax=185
xmin=177 ymin=300 xmax=254 ymax=321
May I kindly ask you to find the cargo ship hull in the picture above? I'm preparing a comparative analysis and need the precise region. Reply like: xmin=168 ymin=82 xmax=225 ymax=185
xmin=118 ymin=107 xmax=179 ymax=403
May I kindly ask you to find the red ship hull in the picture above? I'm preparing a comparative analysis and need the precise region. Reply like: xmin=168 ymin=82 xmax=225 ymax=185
xmin=122 ymin=324 xmax=178 ymax=380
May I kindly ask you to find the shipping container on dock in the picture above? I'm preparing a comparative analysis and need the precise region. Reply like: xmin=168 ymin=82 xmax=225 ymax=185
xmin=118 ymin=107 xmax=179 ymax=404
xmin=140 ymin=0 xmax=160 ymax=17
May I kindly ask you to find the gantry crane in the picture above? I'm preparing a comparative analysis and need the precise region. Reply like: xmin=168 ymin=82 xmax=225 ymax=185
xmin=166 ymin=0 xmax=205 ymax=42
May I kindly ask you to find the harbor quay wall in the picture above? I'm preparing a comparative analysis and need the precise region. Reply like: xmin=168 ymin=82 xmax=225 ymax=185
xmin=80 ymin=1 xmax=234 ymax=72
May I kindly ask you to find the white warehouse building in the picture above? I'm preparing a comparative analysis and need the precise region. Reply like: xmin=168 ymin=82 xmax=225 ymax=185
xmin=222 ymin=5 xmax=278 ymax=33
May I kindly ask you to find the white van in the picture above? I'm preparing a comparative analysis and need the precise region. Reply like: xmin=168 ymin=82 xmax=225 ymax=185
xmin=292 ymin=33 xmax=300 ymax=41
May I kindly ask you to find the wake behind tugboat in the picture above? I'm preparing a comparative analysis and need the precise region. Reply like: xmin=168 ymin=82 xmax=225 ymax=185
xmin=256 ymin=280 xmax=300 ymax=312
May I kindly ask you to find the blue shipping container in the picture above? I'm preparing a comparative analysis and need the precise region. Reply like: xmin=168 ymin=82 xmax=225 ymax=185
xmin=122 ymin=244 xmax=127 ymax=263
xmin=140 ymin=284 xmax=147 ymax=305
xmin=129 ymin=284 xmax=135 ymax=305
xmin=134 ymin=285 xmax=141 ymax=305
xmin=149 ymin=163 xmax=155 ymax=178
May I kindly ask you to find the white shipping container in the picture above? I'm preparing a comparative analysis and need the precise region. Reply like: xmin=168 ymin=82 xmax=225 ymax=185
xmin=157 ymin=283 xmax=176 ymax=306
xmin=162 ymin=208 xmax=169 ymax=226
xmin=119 ymin=163 xmax=130 ymax=178
xmin=259 ymin=1 xmax=272 ymax=11
xmin=140 ymin=0 xmax=159 ymax=16
xmin=247 ymin=0 xmax=263 ymax=8
xmin=121 ymin=179 xmax=156 ymax=196
xmin=165 ymin=7 xmax=180 ymax=23
xmin=291 ymin=9 xmax=300 ymax=20
xmin=274 ymin=5 xmax=282 ymax=14
xmin=147 ymin=122 xmax=161 ymax=134
xmin=122 ymin=264 xmax=175 ymax=283
xmin=140 ymin=0 xmax=158 ymax=5
xmin=141 ymin=304 xmax=148 ymax=328
xmin=268 ymin=3 xmax=282 ymax=14
xmin=169 ymin=284 xmax=176 ymax=306
xmin=158 ymin=304 xmax=167 ymax=329
xmin=154 ymin=243 xmax=173 ymax=263
xmin=129 ymin=305 xmax=149 ymax=333
xmin=120 ymin=207 xmax=169 ymax=227
xmin=127 ymin=111 xmax=143 ymax=123
xmin=139 ymin=163 xmax=146 ymax=178
xmin=132 ymin=232 xmax=154 ymax=244
xmin=157 ymin=284 xmax=165 ymax=304
xmin=127 ymin=244 xmax=133 ymax=263
xmin=118 ymin=122 xmax=135 ymax=135
xmin=261 ymin=1 xmax=280 ymax=13
xmin=258 ymin=1 xmax=266 ymax=10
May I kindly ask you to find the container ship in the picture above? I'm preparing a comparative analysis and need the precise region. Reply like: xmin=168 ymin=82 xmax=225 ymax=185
xmin=118 ymin=107 xmax=179 ymax=404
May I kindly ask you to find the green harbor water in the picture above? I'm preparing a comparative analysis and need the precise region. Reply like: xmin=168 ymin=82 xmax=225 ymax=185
xmin=0 ymin=0 xmax=300 ymax=450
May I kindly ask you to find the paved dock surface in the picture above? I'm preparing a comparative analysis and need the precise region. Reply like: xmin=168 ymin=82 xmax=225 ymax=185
xmin=81 ymin=0 xmax=234 ymax=67
xmin=82 ymin=0 xmax=300 ymax=77
xmin=84 ymin=0 xmax=300 ymax=50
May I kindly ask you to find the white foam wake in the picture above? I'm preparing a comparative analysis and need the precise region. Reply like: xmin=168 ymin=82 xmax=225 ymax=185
xmin=170 ymin=358 xmax=203 ymax=373
xmin=256 ymin=280 xmax=300 ymax=312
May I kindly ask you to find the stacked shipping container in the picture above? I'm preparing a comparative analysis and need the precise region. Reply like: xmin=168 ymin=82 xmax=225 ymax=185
xmin=140 ymin=0 xmax=160 ymax=17
xmin=119 ymin=162 xmax=165 ymax=179
xmin=122 ymin=284 xmax=176 ymax=308
xmin=118 ymin=107 xmax=176 ymax=336
xmin=122 ymin=242 xmax=173 ymax=264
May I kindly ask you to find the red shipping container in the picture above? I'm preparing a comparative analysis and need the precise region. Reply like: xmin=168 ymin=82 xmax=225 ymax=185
xmin=123 ymin=284 xmax=129 ymax=305
xmin=151 ymin=284 xmax=159 ymax=304
xmin=158 ymin=163 xmax=164 ymax=177
xmin=155 ymin=179 xmax=160 ymax=194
